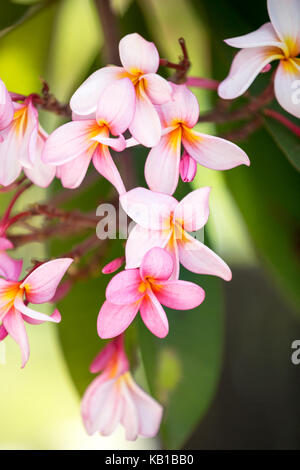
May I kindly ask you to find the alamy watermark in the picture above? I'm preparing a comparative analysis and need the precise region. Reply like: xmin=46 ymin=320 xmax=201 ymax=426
xmin=291 ymin=80 xmax=300 ymax=105
xmin=291 ymin=340 xmax=300 ymax=365
xmin=95 ymin=202 xmax=205 ymax=245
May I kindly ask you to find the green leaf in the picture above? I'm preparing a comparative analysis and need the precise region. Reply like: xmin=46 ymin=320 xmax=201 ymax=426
xmin=139 ymin=271 xmax=224 ymax=449
xmin=264 ymin=113 xmax=300 ymax=172
xmin=224 ymin=127 xmax=300 ymax=312
xmin=0 ymin=1 xmax=58 ymax=94
xmin=0 ymin=0 xmax=53 ymax=39
xmin=0 ymin=0 xmax=29 ymax=31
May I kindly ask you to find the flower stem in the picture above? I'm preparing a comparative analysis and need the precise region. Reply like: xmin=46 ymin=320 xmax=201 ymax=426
xmin=263 ymin=108 xmax=300 ymax=138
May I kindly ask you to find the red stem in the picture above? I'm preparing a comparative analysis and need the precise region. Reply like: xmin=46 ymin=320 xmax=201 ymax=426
xmin=263 ymin=108 xmax=300 ymax=138
xmin=1 ymin=182 xmax=32 ymax=227
xmin=186 ymin=76 xmax=220 ymax=90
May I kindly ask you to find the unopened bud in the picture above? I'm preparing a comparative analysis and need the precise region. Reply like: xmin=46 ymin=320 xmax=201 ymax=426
xmin=179 ymin=151 xmax=197 ymax=183
xmin=102 ymin=256 xmax=125 ymax=274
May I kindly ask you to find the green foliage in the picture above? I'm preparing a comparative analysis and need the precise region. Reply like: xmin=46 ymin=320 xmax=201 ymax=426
xmin=225 ymin=128 xmax=300 ymax=312
xmin=264 ymin=113 xmax=300 ymax=173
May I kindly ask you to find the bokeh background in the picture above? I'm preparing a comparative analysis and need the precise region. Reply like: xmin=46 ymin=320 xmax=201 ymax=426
xmin=0 ymin=0 xmax=300 ymax=450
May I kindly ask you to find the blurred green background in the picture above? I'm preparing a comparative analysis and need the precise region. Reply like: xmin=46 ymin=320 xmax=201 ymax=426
xmin=0 ymin=0 xmax=300 ymax=450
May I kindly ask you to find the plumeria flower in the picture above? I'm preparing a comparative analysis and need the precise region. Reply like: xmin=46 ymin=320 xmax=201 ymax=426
xmin=43 ymin=79 xmax=134 ymax=194
xmin=218 ymin=0 xmax=300 ymax=118
xmin=81 ymin=335 xmax=163 ymax=440
xmin=0 ymin=97 xmax=56 ymax=187
xmin=98 ymin=247 xmax=205 ymax=339
xmin=120 ymin=187 xmax=232 ymax=281
xmin=0 ymin=237 xmax=22 ymax=281
xmin=70 ymin=33 xmax=172 ymax=148
xmin=0 ymin=78 xmax=14 ymax=132
xmin=0 ymin=258 xmax=73 ymax=367
xmin=145 ymin=84 xmax=249 ymax=195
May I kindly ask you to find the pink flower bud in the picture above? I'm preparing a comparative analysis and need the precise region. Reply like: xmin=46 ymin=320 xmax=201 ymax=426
xmin=179 ymin=151 xmax=197 ymax=182
xmin=261 ymin=64 xmax=271 ymax=74
xmin=102 ymin=256 xmax=125 ymax=274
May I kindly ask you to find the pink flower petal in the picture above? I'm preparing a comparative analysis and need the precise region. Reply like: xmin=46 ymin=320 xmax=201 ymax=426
xmin=21 ymin=258 xmax=73 ymax=304
xmin=97 ymin=383 xmax=123 ymax=437
xmin=59 ymin=151 xmax=92 ymax=189
xmin=178 ymin=231 xmax=232 ymax=281
xmin=125 ymin=224 xmax=172 ymax=270
xmin=22 ymin=99 xmax=39 ymax=169
xmin=14 ymin=294 xmax=62 ymax=323
xmin=96 ymin=78 xmax=135 ymax=135
xmin=24 ymin=130 xmax=56 ymax=188
xmin=126 ymin=374 xmax=163 ymax=438
xmin=97 ymin=300 xmax=140 ymax=339
xmin=267 ymin=0 xmax=300 ymax=56
xmin=91 ymin=133 xmax=126 ymax=152
xmin=129 ymin=85 xmax=162 ymax=147
xmin=0 ymin=252 xmax=23 ymax=282
xmin=22 ymin=308 xmax=61 ymax=326
xmin=92 ymin=145 xmax=126 ymax=195
xmin=119 ymin=33 xmax=159 ymax=74
xmin=158 ymin=83 xmax=199 ymax=128
xmin=274 ymin=58 xmax=300 ymax=118
xmin=3 ymin=309 xmax=29 ymax=368
xmin=0 ymin=123 xmax=23 ymax=186
xmin=153 ymin=279 xmax=205 ymax=310
xmin=0 ymin=78 xmax=14 ymax=130
xmin=90 ymin=338 xmax=129 ymax=374
xmin=163 ymin=229 xmax=180 ymax=280
xmin=0 ymin=324 xmax=8 ymax=340
xmin=225 ymin=22 xmax=284 ymax=49
xmin=0 ymin=279 xmax=20 ymax=320
xmin=120 ymin=381 xmax=139 ymax=440
xmin=174 ymin=187 xmax=211 ymax=232
xmin=140 ymin=289 xmax=169 ymax=338
xmin=140 ymin=247 xmax=173 ymax=281
xmin=42 ymin=119 xmax=96 ymax=166
xmin=81 ymin=375 xmax=118 ymax=435
xmin=0 ymin=237 xmax=13 ymax=251
xmin=120 ymin=187 xmax=177 ymax=230
xmin=182 ymin=129 xmax=250 ymax=170
xmin=70 ymin=66 xmax=124 ymax=116
xmin=145 ymin=129 xmax=181 ymax=195
xmin=106 ymin=269 xmax=143 ymax=305
xmin=218 ymin=47 xmax=283 ymax=99
xmin=142 ymin=73 xmax=172 ymax=105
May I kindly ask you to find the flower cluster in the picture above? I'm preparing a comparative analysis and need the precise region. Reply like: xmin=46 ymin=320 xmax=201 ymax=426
xmin=0 ymin=0 xmax=299 ymax=442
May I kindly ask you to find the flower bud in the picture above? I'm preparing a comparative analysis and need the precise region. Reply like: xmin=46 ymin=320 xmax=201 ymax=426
xmin=179 ymin=151 xmax=197 ymax=183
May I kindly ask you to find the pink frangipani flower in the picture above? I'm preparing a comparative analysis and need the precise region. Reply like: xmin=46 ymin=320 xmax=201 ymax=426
xmin=81 ymin=335 xmax=163 ymax=440
xmin=0 ymin=237 xmax=22 ymax=281
xmin=0 ymin=97 xmax=56 ymax=187
xmin=43 ymin=79 xmax=133 ymax=194
xmin=98 ymin=247 xmax=205 ymax=339
xmin=145 ymin=84 xmax=249 ymax=195
xmin=70 ymin=33 xmax=172 ymax=147
xmin=0 ymin=258 xmax=73 ymax=367
xmin=218 ymin=0 xmax=300 ymax=118
xmin=0 ymin=78 xmax=14 ymax=131
xmin=120 ymin=187 xmax=232 ymax=281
